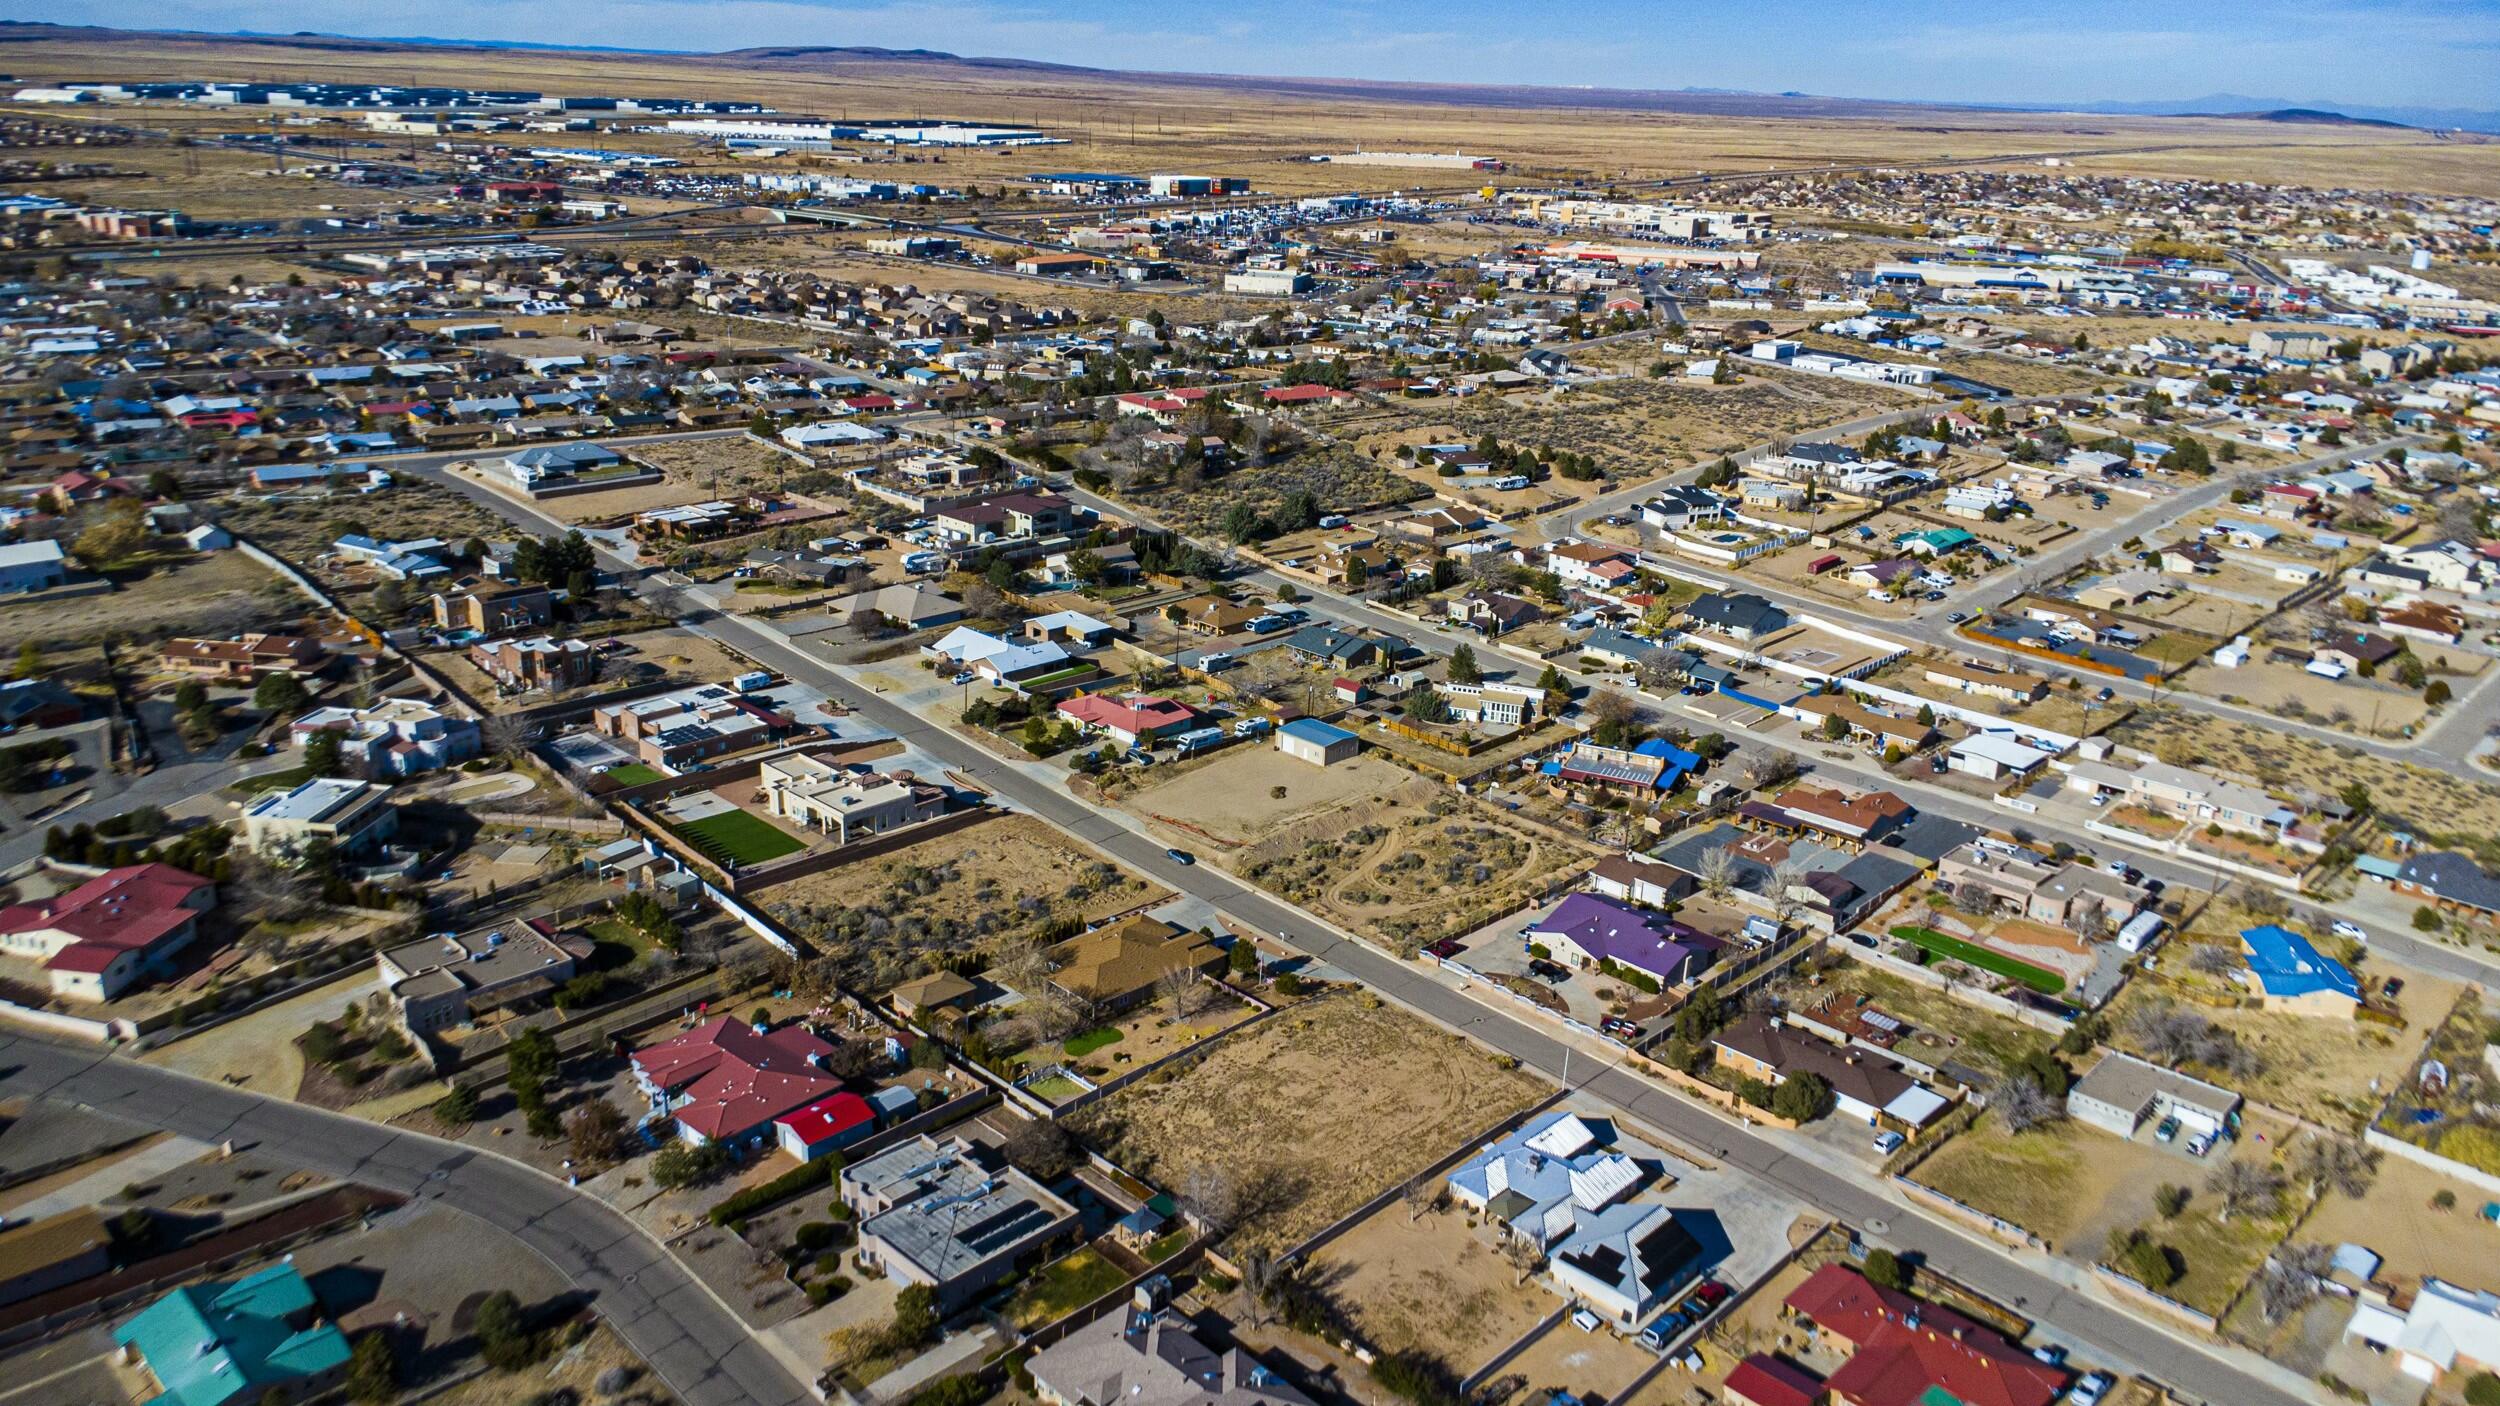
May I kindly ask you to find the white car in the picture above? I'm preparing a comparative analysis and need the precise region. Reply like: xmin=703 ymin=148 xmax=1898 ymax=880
xmin=2068 ymin=1372 xmax=2113 ymax=1405
xmin=2332 ymin=919 xmax=2369 ymax=943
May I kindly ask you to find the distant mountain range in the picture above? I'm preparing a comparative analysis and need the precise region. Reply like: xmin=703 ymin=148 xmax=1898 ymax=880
xmin=7 ymin=24 xmax=2499 ymax=134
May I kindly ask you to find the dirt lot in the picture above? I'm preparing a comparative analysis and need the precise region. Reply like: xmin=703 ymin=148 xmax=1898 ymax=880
xmin=220 ymin=479 xmax=515 ymax=578
xmin=1310 ymin=1200 xmax=1555 ymax=1371
xmin=1183 ymin=759 xmax=1598 ymax=954
xmin=1483 ymin=1316 xmax=1660 ymax=1406
xmin=1114 ymin=748 xmax=1413 ymax=848
xmin=2113 ymin=706 xmax=2500 ymax=852
xmin=1413 ymin=374 xmax=1917 ymax=475
xmin=2298 ymin=1151 xmax=2500 ymax=1294
xmin=1067 ymin=992 xmax=1550 ymax=1254
xmin=762 ymin=812 xmax=1169 ymax=993
xmin=0 ymin=549 xmax=291 ymax=653
xmin=2171 ymin=656 xmax=2431 ymax=738
xmin=1914 ymin=1108 xmax=2301 ymax=1314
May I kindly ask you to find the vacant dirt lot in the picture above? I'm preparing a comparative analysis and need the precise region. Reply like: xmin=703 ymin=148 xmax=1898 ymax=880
xmin=1115 ymin=747 xmax=1410 ymax=848
xmin=0 ymin=549 xmax=290 ymax=654
xmin=1417 ymin=374 xmax=1916 ymax=474
xmin=1068 ymin=992 xmax=1550 ymax=1254
xmin=2298 ymin=1150 xmax=2500 ymax=1294
xmin=763 ymin=812 xmax=1169 ymax=993
xmin=1313 ymin=1202 xmax=1554 ymax=1370
xmin=221 ymin=479 xmax=513 ymax=576
xmin=526 ymin=436 xmax=808 ymax=523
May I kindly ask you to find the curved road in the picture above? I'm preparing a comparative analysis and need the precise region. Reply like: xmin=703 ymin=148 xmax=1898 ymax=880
xmin=0 ymin=1031 xmax=813 ymax=1406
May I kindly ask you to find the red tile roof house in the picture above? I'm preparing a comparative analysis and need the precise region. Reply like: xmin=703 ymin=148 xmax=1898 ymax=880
xmin=1722 ymin=1354 xmax=1822 ymax=1406
xmin=631 ymin=1016 xmax=839 ymax=1151
xmin=1055 ymin=693 xmax=1198 ymax=748
xmin=1781 ymin=1264 xmax=2067 ymax=1406
xmin=0 ymin=864 xmax=217 ymax=1002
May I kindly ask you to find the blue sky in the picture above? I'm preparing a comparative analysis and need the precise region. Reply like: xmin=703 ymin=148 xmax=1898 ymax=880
xmin=33 ymin=0 xmax=2500 ymax=110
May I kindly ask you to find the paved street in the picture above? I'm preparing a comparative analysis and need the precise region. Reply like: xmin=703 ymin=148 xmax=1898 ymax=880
xmin=0 ymin=1033 xmax=816 ymax=1406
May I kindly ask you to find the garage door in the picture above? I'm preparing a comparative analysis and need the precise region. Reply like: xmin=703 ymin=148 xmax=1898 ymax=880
xmin=2167 ymin=1103 xmax=2221 ymax=1136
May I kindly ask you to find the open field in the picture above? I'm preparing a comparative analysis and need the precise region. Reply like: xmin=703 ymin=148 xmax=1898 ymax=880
xmin=761 ymin=812 xmax=1169 ymax=991
xmin=1312 ymin=1200 xmax=1554 ymax=1369
xmin=1113 ymin=748 xmax=1412 ymax=848
xmin=1192 ymin=760 xmax=1597 ymax=953
xmin=0 ymin=549 xmax=290 ymax=654
xmin=220 ymin=480 xmax=515 ymax=578
xmin=1419 ymin=374 xmax=1918 ymax=475
xmin=1067 ymin=992 xmax=1550 ymax=1253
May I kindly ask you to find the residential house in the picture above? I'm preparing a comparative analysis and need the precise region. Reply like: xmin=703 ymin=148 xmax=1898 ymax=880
xmin=288 ymin=698 xmax=479 ymax=778
xmin=1042 ymin=915 xmax=1226 ymax=1012
xmin=1445 ymin=591 xmax=1543 ymax=637
xmin=1682 ymin=592 xmax=1788 ymax=641
xmin=1922 ymin=659 xmax=2048 ymax=704
xmin=380 ymin=923 xmax=590 ymax=1034
xmin=1028 ymin=1286 xmax=1315 ymax=1406
xmin=0 ymin=863 xmax=216 ymax=1002
xmin=469 ymin=635 xmax=596 ymax=691
xmin=2313 ymin=629 xmax=2403 ymax=675
xmin=2066 ymin=1049 xmax=2241 ymax=1140
xmin=1444 ymin=1110 xmax=1645 ymax=1249
xmin=1057 ymin=694 xmax=1199 ymax=748
xmin=1767 ymin=786 xmax=1912 ymax=847
xmin=1276 ymin=718 xmax=1360 ymax=766
xmin=1935 ymin=841 xmax=2137 ymax=928
xmin=1790 ymin=693 xmax=1937 ymax=752
xmin=0 ymin=1208 xmax=111 ymax=1307
xmin=758 ymin=753 xmax=947 ymax=842
xmin=113 ymin=1262 xmax=352 ymax=1406
xmin=1586 ymin=855 xmax=1695 ymax=909
xmin=929 ymin=626 xmax=1084 ymax=687
xmin=2062 ymin=758 xmax=2296 ymax=841
xmin=159 ymin=633 xmax=323 ymax=682
xmin=1779 ymin=1265 xmax=2066 ymax=1406
xmin=928 ymin=490 xmax=1076 ymax=543
xmin=1711 ymin=1015 xmax=1951 ymax=1130
xmin=0 ymin=540 xmax=66 ymax=594
xmin=1641 ymin=486 xmax=1728 ymax=532
xmin=1525 ymin=893 xmax=1718 ymax=989
xmin=430 ymin=583 xmax=554 ymax=636
xmin=2239 ymin=924 xmax=2361 ymax=1017
xmin=835 ymin=584 xmax=966 ymax=631
xmin=1282 ymin=625 xmax=1397 ymax=670
xmin=2391 ymin=850 xmax=2500 ymax=927
xmin=1547 ymin=540 xmax=1640 ymax=592
xmin=631 ymin=1016 xmax=838 ymax=1148
xmin=2344 ymin=1278 xmax=2500 ymax=1388
xmin=843 ymin=1134 xmax=1079 ymax=1308
xmin=240 ymin=777 xmax=398 ymax=860
xmin=1542 ymin=738 xmax=1699 ymax=793
xmin=2381 ymin=600 xmax=2466 ymax=647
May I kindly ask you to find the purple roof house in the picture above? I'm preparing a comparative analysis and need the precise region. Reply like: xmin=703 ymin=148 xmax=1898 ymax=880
xmin=1525 ymin=893 xmax=1720 ymax=986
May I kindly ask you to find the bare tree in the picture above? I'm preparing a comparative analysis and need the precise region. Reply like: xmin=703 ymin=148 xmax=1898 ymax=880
xmin=1157 ymin=965 xmax=1205 ymax=1022
xmin=2259 ymin=1242 xmax=2333 ymax=1323
xmin=1696 ymin=845 xmax=1738 ymax=899
xmin=1501 ymin=1235 xmax=1546 ymax=1286
xmin=1180 ymin=1165 xmax=1241 ymax=1237
xmin=1743 ymin=750 xmax=1799 ymax=790
xmin=1238 ymin=1250 xmax=1279 ymax=1329
xmin=482 ymin=712 xmax=530 ymax=763
xmin=2187 ymin=944 xmax=2238 ymax=977
xmin=2206 ymin=1159 xmax=2286 ymax=1224
xmin=1401 ymin=1173 xmax=1437 ymax=1224
xmin=2289 ymin=1134 xmax=2377 ymax=1200
xmin=1993 ymin=1074 xmax=2063 ymax=1133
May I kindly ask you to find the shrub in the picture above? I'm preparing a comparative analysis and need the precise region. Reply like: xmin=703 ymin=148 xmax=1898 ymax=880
xmin=1862 ymin=1247 xmax=1909 ymax=1290
xmin=2463 ymin=1372 xmax=2500 ymax=1406
xmin=709 ymin=1153 xmax=844 ymax=1225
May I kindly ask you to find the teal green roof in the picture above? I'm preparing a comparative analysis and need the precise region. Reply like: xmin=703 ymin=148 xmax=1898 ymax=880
xmin=114 ymin=1262 xmax=351 ymax=1406
xmin=1895 ymin=527 xmax=1976 ymax=551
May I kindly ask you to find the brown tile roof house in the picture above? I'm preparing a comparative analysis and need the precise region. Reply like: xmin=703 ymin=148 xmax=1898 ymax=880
xmin=469 ymin=636 xmax=596 ymax=691
xmin=2380 ymin=600 xmax=2466 ymax=646
xmin=1711 ymin=1014 xmax=1945 ymax=1127
xmin=1789 ymin=694 xmax=1937 ymax=750
xmin=1920 ymin=658 xmax=2050 ymax=703
xmin=159 ymin=633 xmax=323 ymax=681
xmin=1181 ymin=597 xmax=1266 ymax=635
xmin=1769 ymin=786 xmax=1912 ymax=845
xmin=1045 ymin=915 xmax=1226 ymax=1012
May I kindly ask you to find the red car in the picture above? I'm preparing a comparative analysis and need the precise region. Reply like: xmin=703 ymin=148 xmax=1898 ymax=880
xmin=1423 ymin=938 xmax=1466 ymax=960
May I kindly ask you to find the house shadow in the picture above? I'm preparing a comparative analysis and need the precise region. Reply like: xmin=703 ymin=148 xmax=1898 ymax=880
xmin=307 ymin=1262 xmax=387 ymax=1317
xmin=1669 ymin=1207 xmax=1734 ymax=1275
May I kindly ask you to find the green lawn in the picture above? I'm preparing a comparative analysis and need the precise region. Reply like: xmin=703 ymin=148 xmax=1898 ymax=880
xmin=1064 ymin=1027 xmax=1125 ymax=1058
xmin=225 ymin=764 xmax=319 ymax=798
xmin=1025 ymin=1074 xmax=1087 ymax=1101
xmin=1005 ymin=1247 xmax=1128 ymax=1328
xmin=604 ymin=763 xmax=665 ymax=786
xmin=1891 ymin=925 xmax=2066 ymax=995
xmin=675 ymin=810 xmax=806 ymax=866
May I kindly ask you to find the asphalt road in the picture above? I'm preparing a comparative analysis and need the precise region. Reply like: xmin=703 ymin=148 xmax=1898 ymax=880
xmin=0 ymin=1032 xmax=815 ymax=1406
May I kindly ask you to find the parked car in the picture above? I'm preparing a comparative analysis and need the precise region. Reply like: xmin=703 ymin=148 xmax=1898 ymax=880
xmin=2382 ymin=977 xmax=2405 ymax=998
xmin=2185 ymin=1131 xmax=2215 ymax=1157
xmin=1692 ymin=1279 xmax=1730 ymax=1308
xmin=1636 ymin=1322 xmax=1674 ymax=1352
xmin=1423 ymin=938 xmax=1466 ymax=960
xmin=1872 ymin=1130 xmax=1906 ymax=1155
xmin=1946 ymin=611 xmax=1969 ymax=624
xmin=1601 ymin=1016 xmax=1644 ymax=1040
xmin=1571 ymin=1309 xmax=1601 ymax=1333
xmin=2332 ymin=919 xmax=2369 ymax=943
xmin=2155 ymin=1115 xmax=2181 ymax=1143
xmin=1164 ymin=848 xmax=1196 ymax=866
xmin=1527 ymin=958 xmax=1572 ymax=983
xmin=2032 ymin=1344 xmax=2067 ymax=1366
xmin=1199 ymin=651 xmax=1234 ymax=670
xmin=2069 ymin=1372 xmax=2113 ymax=1406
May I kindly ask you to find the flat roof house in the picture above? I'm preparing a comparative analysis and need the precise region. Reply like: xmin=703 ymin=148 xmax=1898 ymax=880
xmin=843 ymin=1133 xmax=1079 ymax=1308
xmin=758 ymin=754 xmax=946 ymax=843
xmin=241 ymin=777 xmax=398 ymax=861
xmin=380 ymin=923 xmax=590 ymax=1034
xmin=2065 ymin=1049 xmax=2241 ymax=1139
xmin=289 ymin=698 xmax=480 ymax=779
xmin=0 ymin=863 xmax=216 ymax=1003
xmin=113 ymin=1261 xmax=352 ymax=1406
xmin=1030 ymin=1288 xmax=1315 ymax=1406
